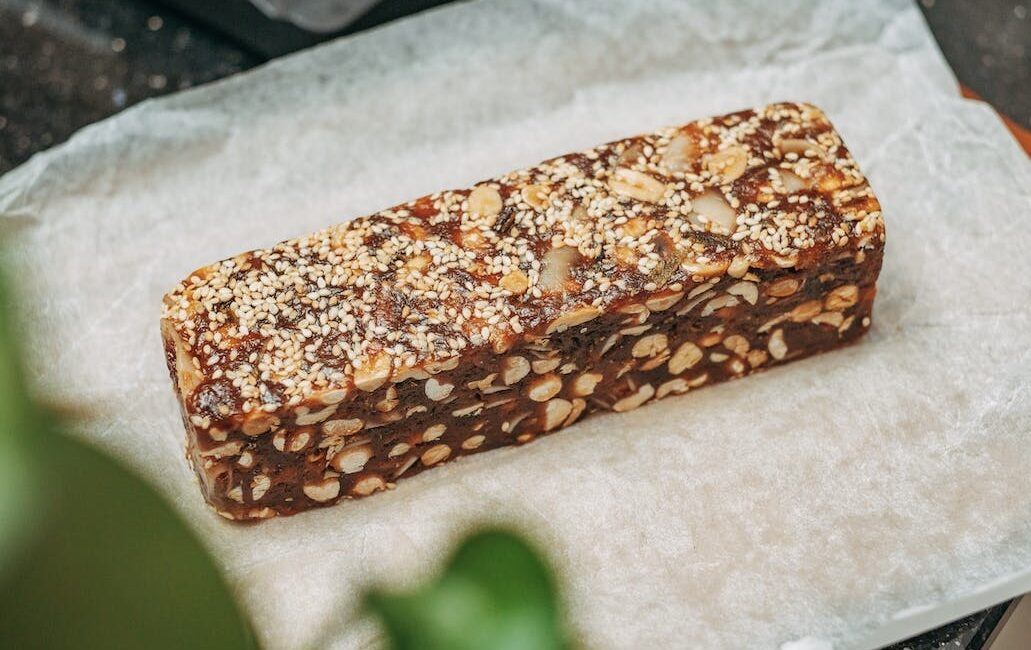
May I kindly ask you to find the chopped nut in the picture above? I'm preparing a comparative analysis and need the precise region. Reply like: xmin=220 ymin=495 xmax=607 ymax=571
xmin=200 ymin=441 xmax=243 ymax=459
xmin=656 ymin=378 xmax=690 ymax=399
xmin=613 ymin=384 xmax=655 ymax=412
xmin=767 ymin=278 xmax=800 ymax=297
xmin=701 ymin=294 xmax=740 ymax=317
xmin=332 ymin=446 xmax=372 ymax=474
xmin=776 ymin=137 xmax=826 ymax=158
xmin=467 ymin=373 xmax=498 ymax=391
xmin=543 ymin=398 xmax=573 ymax=430
xmin=564 ymin=398 xmax=587 ymax=426
xmin=392 ymin=456 xmax=417 ymax=479
xmin=699 ymin=331 xmax=723 ymax=347
xmin=355 ymin=355 xmax=392 ymax=392
xmin=288 ymin=431 xmax=311 ymax=452
xmin=690 ymin=189 xmax=737 ymax=232
xmin=468 ymin=185 xmax=503 ymax=218
xmin=295 ymin=405 xmax=336 ymax=426
xmin=747 ymin=349 xmax=769 ymax=367
xmin=812 ymin=311 xmax=844 ymax=327
xmin=538 ymin=246 xmax=579 ymax=293
xmin=527 ymin=374 xmax=562 ymax=402
xmin=388 ymin=442 xmax=411 ymax=458
xmin=452 ymin=402 xmax=485 ymax=417
xmin=423 ymin=424 xmax=447 ymax=442
xmin=242 ymin=413 xmax=278 ymax=437
xmin=237 ymin=451 xmax=254 ymax=469
xmin=768 ymin=329 xmax=788 ymax=360
xmin=789 ymin=300 xmax=823 ymax=322
xmin=723 ymin=334 xmax=750 ymax=356
xmin=632 ymin=333 xmax=669 ymax=358
xmin=462 ymin=435 xmax=486 ymax=450
xmin=571 ymin=373 xmax=603 ymax=397
xmin=425 ymin=377 xmax=455 ymax=401
xmin=639 ymin=353 xmax=670 ymax=371
xmin=272 ymin=432 xmax=286 ymax=452
xmin=677 ymin=289 xmax=716 ymax=316
xmin=704 ymin=145 xmax=749 ymax=182
xmin=546 ymin=306 xmax=602 ymax=335
xmin=620 ymin=324 xmax=653 ymax=336
xmin=421 ymin=444 xmax=451 ymax=466
xmin=499 ymin=269 xmax=530 ymax=295
xmin=352 ymin=476 xmax=386 ymax=496
xmin=661 ymin=134 xmax=698 ymax=173
xmin=532 ymin=358 xmax=562 ymax=374
xmin=728 ymin=358 xmax=746 ymax=375
xmin=303 ymin=479 xmax=340 ymax=503
xmin=501 ymin=356 xmax=531 ymax=385
xmin=825 ymin=284 xmax=860 ymax=310
xmin=609 ymin=168 xmax=667 ymax=203
xmin=727 ymin=254 xmax=750 ymax=278
xmin=758 ymin=313 xmax=789 ymax=333
xmin=424 ymin=356 xmax=460 ymax=374
xmin=227 ymin=486 xmax=244 ymax=504
xmin=645 ymin=292 xmax=684 ymax=312
xmin=727 ymin=281 xmax=758 ymax=305
xmin=669 ymin=341 xmax=703 ymax=374
xmin=521 ymin=184 xmax=551 ymax=210
xmin=376 ymin=386 xmax=399 ymax=412
xmin=323 ymin=418 xmax=364 ymax=437
xmin=250 ymin=474 xmax=271 ymax=500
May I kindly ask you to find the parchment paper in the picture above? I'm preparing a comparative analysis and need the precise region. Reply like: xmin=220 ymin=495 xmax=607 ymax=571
xmin=2 ymin=1 xmax=1031 ymax=648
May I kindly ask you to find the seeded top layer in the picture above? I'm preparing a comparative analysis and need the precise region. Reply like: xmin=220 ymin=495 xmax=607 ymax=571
xmin=162 ymin=102 xmax=884 ymax=413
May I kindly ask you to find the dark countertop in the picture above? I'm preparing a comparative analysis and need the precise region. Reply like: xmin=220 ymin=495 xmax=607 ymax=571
xmin=0 ymin=1 xmax=1027 ymax=648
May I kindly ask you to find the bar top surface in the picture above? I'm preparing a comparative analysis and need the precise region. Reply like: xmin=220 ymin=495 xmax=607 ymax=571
xmin=161 ymin=102 xmax=885 ymax=421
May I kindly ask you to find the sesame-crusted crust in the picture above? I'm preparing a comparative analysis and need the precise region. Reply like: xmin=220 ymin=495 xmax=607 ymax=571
xmin=162 ymin=102 xmax=884 ymax=441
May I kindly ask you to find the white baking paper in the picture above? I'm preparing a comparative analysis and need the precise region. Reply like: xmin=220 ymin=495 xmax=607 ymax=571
xmin=2 ymin=1 xmax=1030 ymax=648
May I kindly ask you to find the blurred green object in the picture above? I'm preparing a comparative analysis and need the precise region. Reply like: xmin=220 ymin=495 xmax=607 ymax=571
xmin=0 ymin=257 xmax=257 ymax=650
xmin=365 ymin=529 xmax=573 ymax=650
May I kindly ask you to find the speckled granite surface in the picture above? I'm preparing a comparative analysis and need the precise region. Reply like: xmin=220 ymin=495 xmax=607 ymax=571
xmin=0 ymin=1 xmax=1026 ymax=648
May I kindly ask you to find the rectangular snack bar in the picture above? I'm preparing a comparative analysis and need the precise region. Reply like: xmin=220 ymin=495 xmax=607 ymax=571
xmin=162 ymin=102 xmax=885 ymax=520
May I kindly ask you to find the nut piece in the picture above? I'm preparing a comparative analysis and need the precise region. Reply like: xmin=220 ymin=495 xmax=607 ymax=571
xmin=241 ymin=413 xmax=278 ymax=437
xmin=323 ymin=418 xmax=364 ymax=437
xmin=501 ymin=356 xmax=531 ymax=385
xmin=669 ymin=341 xmax=703 ymax=375
xmin=376 ymin=386 xmax=399 ymax=413
xmin=538 ymin=246 xmax=579 ymax=293
xmin=747 ymin=349 xmax=769 ymax=368
xmin=468 ymin=185 xmax=503 ymax=218
xmin=543 ymin=398 xmax=573 ymax=430
xmin=768 ymin=329 xmax=788 ymax=360
xmin=609 ymin=168 xmax=667 ymax=203
xmin=690 ymin=190 xmax=738 ymax=232
xmin=527 ymin=374 xmax=562 ymax=402
xmin=423 ymin=424 xmax=447 ymax=442
xmin=723 ymin=334 xmax=750 ymax=356
xmin=332 ymin=446 xmax=372 ymax=474
xmin=571 ymin=373 xmax=603 ymax=397
xmin=425 ymin=377 xmax=455 ymax=401
xmin=789 ymin=300 xmax=823 ymax=322
xmin=767 ymin=278 xmax=800 ymax=298
xmin=825 ymin=284 xmax=860 ymax=311
xmin=632 ymin=333 xmax=669 ymax=358
xmin=250 ymin=474 xmax=271 ymax=501
xmin=421 ymin=444 xmax=452 ymax=466
xmin=295 ymin=405 xmax=336 ymax=426
xmin=727 ymin=281 xmax=758 ymax=305
xmin=661 ymin=134 xmax=698 ymax=173
xmin=565 ymin=398 xmax=587 ymax=426
xmin=776 ymin=137 xmax=827 ymax=158
xmin=462 ymin=435 xmax=486 ymax=450
xmin=546 ymin=306 xmax=602 ymax=335
xmin=303 ymin=479 xmax=341 ymax=503
xmin=521 ymin=184 xmax=551 ymax=210
xmin=499 ymin=270 xmax=530 ymax=295
xmin=532 ymin=358 xmax=562 ymax=374
xmin=704 ymin=146 xmax=749 ymax=182
xmin=352 ymin=476 xmax=386 ymax=497
xmin=701 ymin=294 xmax=740 ymax=317
xmin=812 ymin=311 xmax=844 ymax=327
xmin=727 ymin=255 xmax=750 ymax=279
xmin=355 ymin=354 xmax=392 ymax=392
xmin=389 ymin=442 xmax=411 ymax=458
xmin=656 ymin=378 xmax=690 ymax=399
xmin=645 ymin=292 xmax=684 ymax=312
xmin=613 ymin=384 xmax=655 ymax=412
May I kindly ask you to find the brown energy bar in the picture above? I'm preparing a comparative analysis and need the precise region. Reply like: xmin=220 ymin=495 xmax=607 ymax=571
xmin=161 ymin=102 xmax=885 ymax=520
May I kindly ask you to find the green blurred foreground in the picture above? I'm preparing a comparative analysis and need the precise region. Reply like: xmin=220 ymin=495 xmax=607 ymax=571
xmin=0 ymin=256 xmax=572 ymax=650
